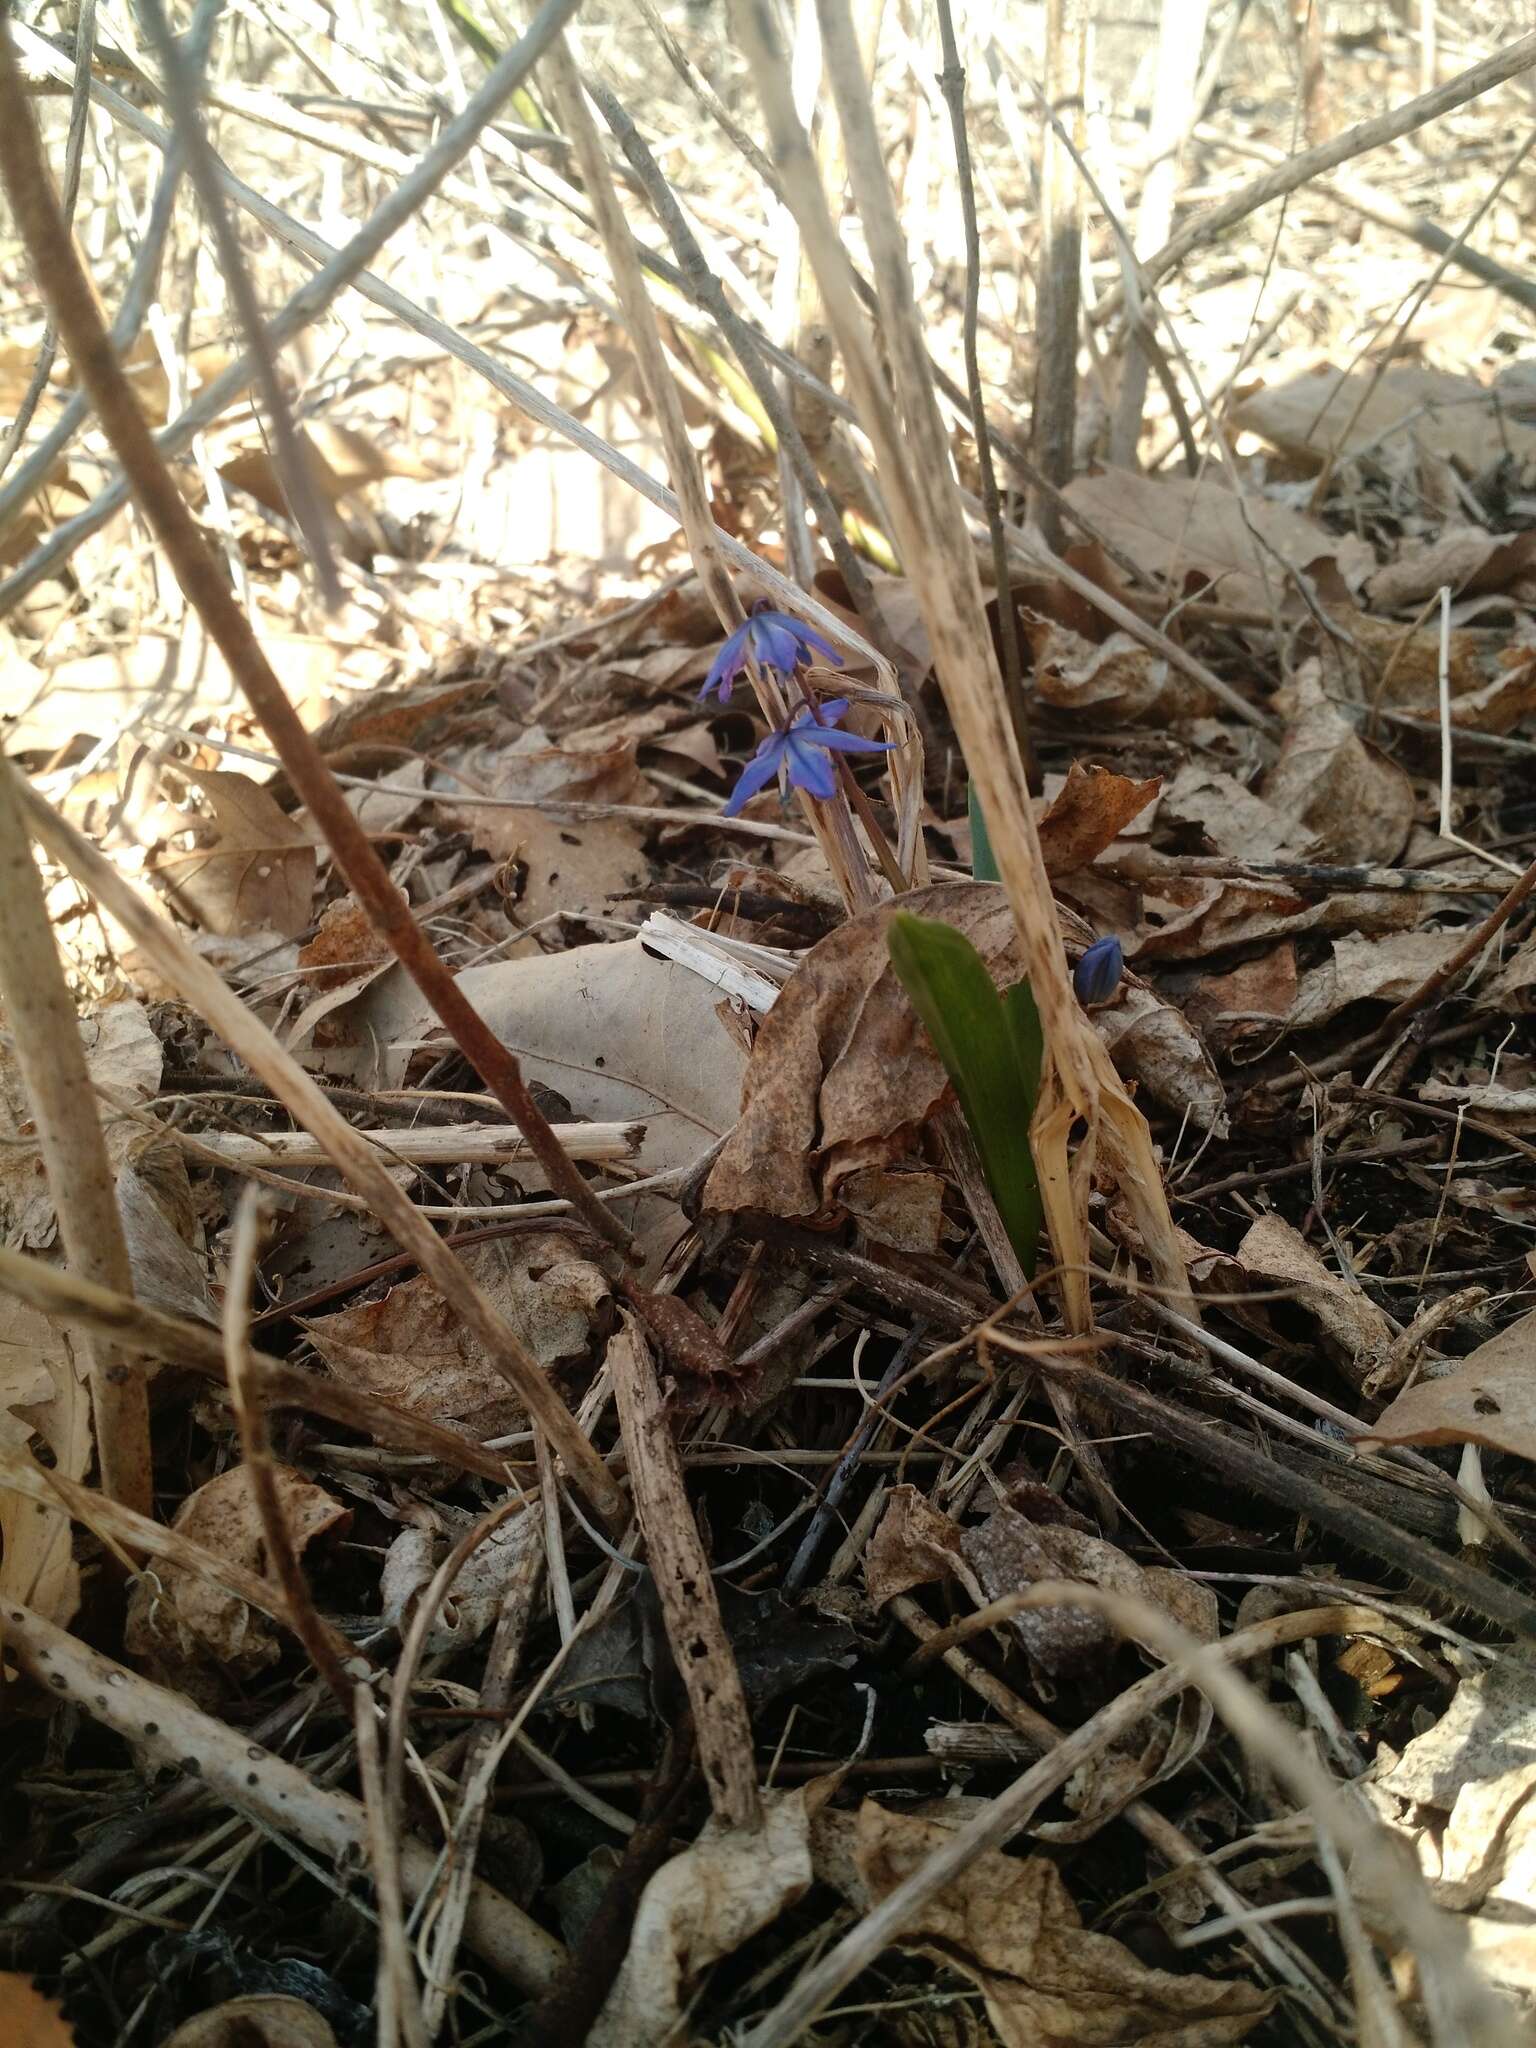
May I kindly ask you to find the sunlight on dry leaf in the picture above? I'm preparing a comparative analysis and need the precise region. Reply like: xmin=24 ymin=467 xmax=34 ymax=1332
xmin=1036 ymin=762 xmax=1162 ymax=875
xmin=1235 ymin=362 xmax=1536 ymax=477
xmin=154 ymin=768 xmax=317 ymax=938
xmin=1360 ymin=1308 xmax=1536 ymax=1464
xmin=590 ymin=1787 xmax=824 ymax=2048
xmin=814 ymin=1803 xmax=1272 ymax=2045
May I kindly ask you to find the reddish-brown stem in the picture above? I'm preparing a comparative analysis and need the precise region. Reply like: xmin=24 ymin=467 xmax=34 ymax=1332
xmin=0 ymin=22 xmax=634 ymax=1260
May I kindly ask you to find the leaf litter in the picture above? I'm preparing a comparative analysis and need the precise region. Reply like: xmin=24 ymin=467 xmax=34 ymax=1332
xmin=6 ymin=11 xmax=1536 ymax=2048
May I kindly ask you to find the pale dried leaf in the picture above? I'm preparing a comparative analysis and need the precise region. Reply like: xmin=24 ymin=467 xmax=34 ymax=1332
xmin=1237 ymin=1213 xmax=1395 ymax=1389
xmin=155 ymin=769 xmax=317 ymax=938
xmin=160 ymin=1995 xmax=338 ymax=2048
xmin=0 ymin=1298 xmax=88 ymax=1624
xmin=1026 ymin=618 xmax=1213 ymax=723
xmin=1360 ymin=1307 xmax=1536 ymax=1464
xmin=816 ymin=1803 xmax=1271 ymax=2045
xmin=445 ymin=804 xmax=647 ymax=929
xmin=1234 ymin=362 xmax=1536 ymax=476
xmin=590 ymin=1789 xmax=820 ymax=2048
xmin=123 ymin=1464 xmax=347 ymax=1681
xmin=303 ymin=1235 xmax=610 ymax=1436
xmin=1288 ymin=931 xmax=1466 ymax=1033
xmin=1064 ymin=467 xmax=1360 ymax=613
xmin=1160 ymin=763 xmax=1301 ymax=861
xmin=1367 ymin=527 xmax=1536 ymax=611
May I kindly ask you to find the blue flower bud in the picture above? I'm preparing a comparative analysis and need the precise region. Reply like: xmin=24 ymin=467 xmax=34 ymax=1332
xmin=1073 ymin=934 xmax=1123 ymax=1006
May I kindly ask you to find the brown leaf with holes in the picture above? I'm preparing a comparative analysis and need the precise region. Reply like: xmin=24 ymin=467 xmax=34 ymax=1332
xmin=1036 ymin=763 xmax=1162 ymax=875
xmin=154 ymin=769 xmax=317 ymax=937
xmin=1359 ymin=1308 xmax=1536 ymax=1463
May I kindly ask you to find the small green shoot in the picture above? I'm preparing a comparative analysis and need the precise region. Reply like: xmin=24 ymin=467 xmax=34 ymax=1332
xmin=887 ymin=910 xmax=1043 ymax=1278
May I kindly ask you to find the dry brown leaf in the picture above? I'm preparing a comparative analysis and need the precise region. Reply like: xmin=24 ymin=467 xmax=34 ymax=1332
xmin=1420 ymin=1079 xmax=1536 ymax=1127
xmin=1064 ymin=466 xmax=1365 ymax=613
xmin=1094 ymin=981 xmax=1228 ymax=1138
xmin=1481 ymin=936 xmax=1536 ymax=1013
xmin=1359 ymin=1308 xmax=1536 ymax=1464
xmin=1234 ymin=362 xmax=1536 ymax=476
xmin=0 ymin=1971 xmax=76 ymax=2048
xmin=446 ymin=804 xmax=647 ymax=930
xmin=1036 ymin=763 xmax=1162 ymax=875
xmin=1261 ymin=666 xmax=1414 ymax=865
xmin=1130 ymin=873 xmax=1421 ymax=962
xmin=590 ymin=1788 xmax=823 ymax=2048
xmin=123 ymin=1464 xmax=347 ymax=1686
xmin=706 ymin=884 xmax=1228 ymax=1227
xmin=1160 ymin=763 xmax=1301 ymax=861
xmin=218 ymin=420 xmax=435 ymax=516
xmin=1183 ymin=945 xmax=1297 ymax=1055
xmin=303 ymin=1234 xmax=610 ymax=1436
xmin=1326 ymin=608 xmax=1536 ymax=734
xmin=298 ymin=898 xmax=385 ymax=992
xmin=160 ymin=1995 xmax=338 ymax=2048
xmin=1366 ymin=527 xmax=1536 ymax=611
xmin=865 ymin=1484 xmax=966 ymax=1606
xmin=1288 ymin=930 xmax=1465 ymax=1033
xmin=462 ymin=719 xmax=650 ymax=807
xmin=1236 ymin=1213 xmax=1395 ymax=1390
xmin=1024 ymin=616 xmax=1217 ymax=724
xmin=154 ymin=769 xmax=317 ymax=938
xmin=0 ymin=1296 xmax=85 ymax=1624
xmin=816 ymin=1802 xmax=1271 ymax=2045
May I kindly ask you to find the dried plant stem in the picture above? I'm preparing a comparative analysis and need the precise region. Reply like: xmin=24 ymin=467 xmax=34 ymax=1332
xmin=932 ymin=0 xmax=1028 ymax=763
xmin=0 ymin=12 xmax=632 ymax=1266
xmin=0 ymin=762 xmax=150 ymax=1522
xmin=0 ymin=1598 xmax=567 ymax=1995
xmin=17 ymin=784 xmax=625 ymax=1530
xmin=355 ymin=1685 xmax=430 ymax=2048
xmin=0 ymin=1246 xmax=524 ymax=1486
xmin=606 ymin=1314 xmax=760 ymax=1830
xmin=1030 ymin=0 xmax=1084 ymax=549
xmin=538 ymin=35 xmax=879 ymax=912
xmin=224 ymin=1189 xmax=358 ymax=1708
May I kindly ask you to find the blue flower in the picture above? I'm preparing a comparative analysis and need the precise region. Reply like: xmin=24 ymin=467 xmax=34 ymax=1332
xmin=1074 ymin=935 xmax=1124 ymax=1006
xmin=724 ymin=698 xmax=894 ymax=816
xmin=700 ymin=606 xmax=845 ymax=703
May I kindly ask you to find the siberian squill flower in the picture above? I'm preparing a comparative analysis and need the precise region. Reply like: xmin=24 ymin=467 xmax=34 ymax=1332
xmin=700 ymin=604 xmax=845 ymax=704
xmin=1073 ymin=934 xmax=1124 ymax=1006
xmin=724 ymin=698 xmax=894 ymax=816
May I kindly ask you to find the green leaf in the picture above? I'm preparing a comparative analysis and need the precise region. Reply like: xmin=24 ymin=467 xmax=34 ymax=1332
xmin=887 ymin=912 xmax=1042 ymax=1277
xmin=968 ymin=783 xmax=999 ymax=881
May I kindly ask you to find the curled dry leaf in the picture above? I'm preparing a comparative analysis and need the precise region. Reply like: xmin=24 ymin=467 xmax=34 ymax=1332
xmin=864 ymin=1483 xmax=967 ymax=1607
xmin=0 ymin=1299 xmax=87 ymax=1623
xmin=1024 ymin=616 xmax=1216 ymax=724
xmin=1131 ymin=872 xmax=1421 ymax=962
xmin=154 ymin=768 xmax=317 ymax=939
xmin=1064 ymin=465 xmax=1367 ymax=613
xmin=1160 ymin=762 xmax=1301 ymax=861
xmin=1420 ymin=1079 xmax=1536 ymax=1128
xmin=1323 ymin=607 xmax=1536 ymax=734
xmin=1035 ymin=762 xmax=1162 ymax=876
xmin=124 ymin=1464 xmax=348 ymax=1689
xmin=303 ymin=1235 xmax=610 ymax=1437
xmin=1359 ymin=1307 xmax=1536 ymax=1465
xmin=1261 ymin=665 xmax=1414 ymax=866
xmin=1236 ymin=1213 xmax=1395 ymax=1391
xmin=705 ymin=883 xmax=1228 ymax=1230
xmin=814 ymin=1803 xmax=1272 ymax=2045
xmin=1183 ymin=945 xmax=1297 ymax=1056
xmin=1365 ymin=526 xmax=1536 ymax=611
xmin=381 ymin=1503 xmax=540 ymax=1656
xmin=160 ymin=1996 xmax=337 ymax=2048
xmin=589 ymin=1786 xmax=825 ymax=2048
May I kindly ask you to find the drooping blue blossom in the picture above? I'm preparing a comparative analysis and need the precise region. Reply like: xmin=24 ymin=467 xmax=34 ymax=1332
xmin=724 ymin=698 xmax=894 ymax=816
xmin=1073 ymin=934 xmax=1124 ymax=1007
xmin=700 ymin=604 xmax=845 ymax=704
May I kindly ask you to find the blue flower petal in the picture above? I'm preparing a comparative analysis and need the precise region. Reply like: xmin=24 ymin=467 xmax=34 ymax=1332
xmin=747 ymin=615 xmax=804 ymax=675
xmin=784 ymin=742 xmax=839 ymax=801
xmin=722 ymin=739 xmax=787 ymax=816
xmin=700 ymin=621 xmax=751 ymax=702
xmin=796 ymin=724 xmax=897 ymax=756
